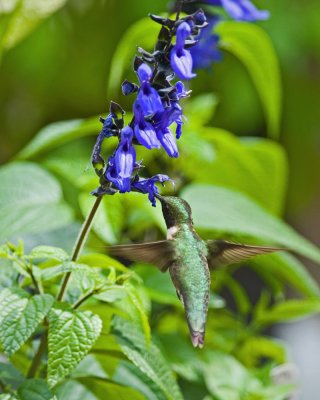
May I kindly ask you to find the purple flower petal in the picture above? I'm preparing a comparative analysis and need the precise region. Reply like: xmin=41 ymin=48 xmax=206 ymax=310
xmin=157 ymin=128 xmax=179 ymax=158
xmin=137 ymin=63 xmax=152 ymax=84
xmin=132 ymin=174 xmax=173 ymax=206
xmin=171 ymin=47 xmax=196 ymax=80
xmin=176 ymin=22 xmax=192 ymax=50
xmin=137 ymin=83 xmax=164 ymax=116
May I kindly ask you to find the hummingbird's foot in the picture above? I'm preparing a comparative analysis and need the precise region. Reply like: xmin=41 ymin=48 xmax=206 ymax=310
xmin=191 ymin=331 xmax=205 ymax=348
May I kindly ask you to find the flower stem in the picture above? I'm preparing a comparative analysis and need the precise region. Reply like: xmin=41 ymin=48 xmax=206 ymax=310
xmin=57 ymin=195 xmax=103 ymax=301
xmin=27 ymin=325 xmax=48 ymax=378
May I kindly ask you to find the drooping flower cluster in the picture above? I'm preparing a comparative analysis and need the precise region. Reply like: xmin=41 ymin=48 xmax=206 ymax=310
xmin=92 ymin=0 xmax=269 ymax=205
xmin=91 ymin=7 xmax=209 ymax=205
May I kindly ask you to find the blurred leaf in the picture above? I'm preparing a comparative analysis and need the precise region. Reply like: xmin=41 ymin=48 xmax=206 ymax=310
xmin=0 ymin=395 xmax=18 ymax=400
xmin=219 ymin=272 xmax=251 ymax=315
xmin=0 ymin=162 xmax=73 ymax=242
xmin=112 ymin=317 xmax=183 ymax=400
xmin=0 ymin=288 xmax=53 ymax=357
xmin=16 ymin=118 xmax=99 ymax=160
xmin=78 ymin=377 xmax=145 ymax=400
xmin=184 ymin=93 xmax=219 ymax=126
xmin=17 ymin=378 xmax=57 ymax=400
xmin=107 ymin=17 xmax=158 ymax=96
xmin=0 ymin=0 xmax=67 ymax=51
xmin=216 ymin=21 xmax=281 ymax=138
xmin=29 ymin=246 xmax=69 ymax=262
xmin=250 ymin=252 xmax=320 ymax=297
xmin=48 ymin=305 xmax=102 ymax=387
xmin=182 ymin=184 xmax=320 ymax=264
xmin=55 ymin=379 xmax=97 ymax=400
xmin=236 ymin=336 xmax=286 ymax=368
xmin=254 ymin=299 xmax=320 ymax=326
xmin=0 ymin=362 xmax=24 ymax=389
xmin=79 ymin=253 xmax=129 ymax=274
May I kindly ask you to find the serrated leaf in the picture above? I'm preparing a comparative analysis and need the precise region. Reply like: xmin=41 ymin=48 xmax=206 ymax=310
xmin=48 ymin=306 xmax=102 ymax=387
xmin=112 ymin=317 xmax=183 ymax=400
xmin=17 ymin=378 xmax=57 ymax=400
xmin=30 ymin=246 xmax=69 ymax=262
xmin=0 ymin=288 xmax=54 ymax=356
xmin=0 ymin=162 xmax=73 ymax=242
xmin=181 ymin=184 xmax=320 ymax=264
xmin=16 ymin=118 xmax=99 ymax=160
xmin=216 ymin=21 xmax=281 ymax=138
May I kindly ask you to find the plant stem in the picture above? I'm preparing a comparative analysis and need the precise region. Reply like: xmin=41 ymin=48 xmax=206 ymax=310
xmin=27 ymin=327 xmax=48 ymax=378
xmin=57 ymin=195 xmax=103 ymax=301
xmin=72 ymin=288 xmax=100 ymax=309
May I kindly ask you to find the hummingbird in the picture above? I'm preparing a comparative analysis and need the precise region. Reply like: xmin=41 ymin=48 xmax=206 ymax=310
xmin=108 ymin=195 xmax=284 ymax=348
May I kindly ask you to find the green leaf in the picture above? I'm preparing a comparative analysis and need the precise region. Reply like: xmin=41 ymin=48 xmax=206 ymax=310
xmin=184 ymin=93 xmax=219 ymax=126
xmin=254 ymin=299 xmax=320 ymax=326
xmin=29 ymin=246 xmax=69 ymax=262
xmin=78 ymin=377 xmax=146 ymax=400
xmin=250 ymin=252 xmax=320 ymax=297
xmin=107 ymin=17 xmax=158 ymax=96
xmin=47 ymin=306 xmax=102 ymax=387
xmin=0 ymin=362 xmax=24 ymax=389
xmin=216 ymin=21 xmax=281 ymax=138
xmin=0 ymin=288 xmax=54 ymax=356
xmin=16 ymin=118 xmax=99 ymax=160
xmin=17 ymin=378 xmax=57 ymax=400
xmin=181 ymin=184 xmax=320 ymax=264
xmin=0 ymin=394 xmax=18 ymax=400
xmin=112 ymin=317 xmax=183 ymax=400
xmin=0 ymin=162 xmax=73 ymax=242
xmin=0 ymin=0 xmax=67 ymax=51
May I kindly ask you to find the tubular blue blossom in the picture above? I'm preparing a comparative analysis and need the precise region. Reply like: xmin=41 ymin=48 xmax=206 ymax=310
xmin=203 ymin=0 xmax=269 ymax=21
xmin=137 ymin=63 xmax=164 ymax=116
xmin=170 ymin=22 xmax=196 ymax=80
xmin=132 ymin=174 xmax=173 ymax=206
xmin=106 ymin=126 xmax=136 ymax=192
xmin=157 ymin=127 xmax=179 ymax=158
xmin=133 ymin=102 xmax=160 ymax=149
xmin=190 ymin=19 xmax=221 ymax=70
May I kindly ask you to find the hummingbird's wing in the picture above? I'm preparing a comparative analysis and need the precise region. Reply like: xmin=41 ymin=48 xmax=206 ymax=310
xmin=206 ymin=240 xmax=284 ymax=269
xmin=107 ymin=240 xmax=175 ymax=272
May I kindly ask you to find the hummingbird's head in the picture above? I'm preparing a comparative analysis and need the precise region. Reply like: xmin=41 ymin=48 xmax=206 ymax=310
xmin=157 ymin=195 xmax=193 ymax=228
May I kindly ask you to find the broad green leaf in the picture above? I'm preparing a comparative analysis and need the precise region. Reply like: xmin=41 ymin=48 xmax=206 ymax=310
xmin=55 ymin=380 xmax=97 ymax=400
xmin=48 ymin=306 xmax=102 ymax=387
xmin=254 ymin=299 xmax=320 ymax=326
xmin=79 ymin=253 xmax=129 ymax=274
xmin=29 ymin=246 xmax=69 ymax=262
xmin=113 ymin=361 xmax=167 ymax=400
xmin=216 ymin=21 xmax=281 ymax=138
xmin=0 ymin=162 xmax=73 ymax=242
xmin=180 ymin=128 xmax=287 ymax=215
xmin=0 ymin=395 xmax=18 ymax=400
xmin=0 ymin=362 xmax=24 ymax=389
xmin=181 ymin=184 xmax=320 ymax=264
xmin=0 ymin=0 xmax=67 ymax=51
xmin=78 ymin=377 xmax=145 ymax=400
xmin=16 ymin=118 xmax=99 ymax=160
xmin=107 ymin=17 xmax=158 ymax=96
xmin=184 ymin=93 xmax=219 ymax=126
xmin=36 ymin=262 xmax=102 ymax=284
xmin=0 ymin=288 xmax=54 ymax=356
xmin=250 ymin=252 xmax=320 ymax=297
xmin=112 ymin=317 xmax=183 ymax=400
xmin=17 ymin=378 xmax=57 ymax=400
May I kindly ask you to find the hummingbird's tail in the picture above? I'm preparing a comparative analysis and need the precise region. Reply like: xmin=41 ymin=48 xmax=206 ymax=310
xmin=190 ymin=330 xmax=205 ymax=349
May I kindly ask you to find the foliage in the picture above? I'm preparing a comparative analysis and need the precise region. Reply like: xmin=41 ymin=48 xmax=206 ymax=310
xmin=0 ymin=1 xmax=319 ymax=400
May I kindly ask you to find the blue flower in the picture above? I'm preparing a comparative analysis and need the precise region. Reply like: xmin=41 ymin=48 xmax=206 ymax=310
xmin=153 ymin=103 xmax=182 ymax=156
xmin=190 ymin=19 xmax=222 ymax=70
xmin=106 ymin=126 xmax=136 ymax=192
xmin=170 ymin=22 xmax=196 ymax=80
xmin=204 ymin=0 xmax=269 ymax=21
xmin=137 ymin=63 xmax=164 ymax=116
xmin=133 ymin=101 xmax=160 ymax=149
xmin=132 ymin=174 xmax=173 ymax=206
